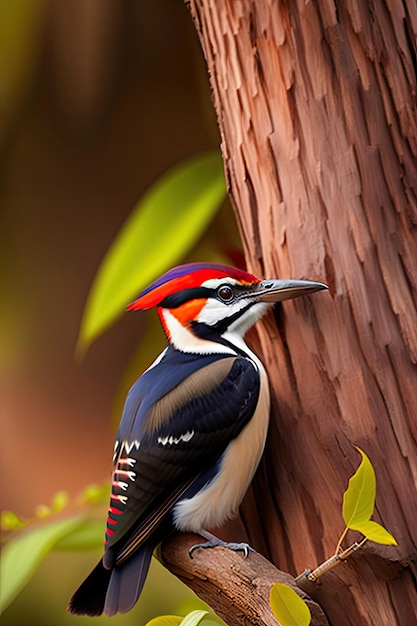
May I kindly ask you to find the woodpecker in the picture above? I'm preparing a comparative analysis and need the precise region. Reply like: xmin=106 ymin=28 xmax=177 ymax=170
xmin=68 ymin=262 xmax=327 ymax=616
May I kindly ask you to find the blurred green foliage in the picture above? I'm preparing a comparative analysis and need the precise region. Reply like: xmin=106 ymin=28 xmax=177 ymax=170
xmin=1 ymin=146 xmax=228 ymax=622
xmin=0 ymin=0 xmax=46 ymax=144
xmin=1 ymin=484 xmax=107 ymax=613
xmin=1 ymin=516 xmax=87 ymax=613
xmin=0 ymin=485 xmax=224 ymax=624
xmin=76 ymin=151 xmax=226 ymax=355
xmin=0 ymin=1 xmax=232 ymax=624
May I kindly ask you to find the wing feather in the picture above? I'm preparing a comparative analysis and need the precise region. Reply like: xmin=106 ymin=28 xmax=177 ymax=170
xmin=104 ymin=348 xmax=260 ymax=564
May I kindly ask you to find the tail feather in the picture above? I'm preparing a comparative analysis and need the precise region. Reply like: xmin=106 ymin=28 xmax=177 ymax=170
xmin=104 ymin=541 xmax=155 ymax=616
xmin=68 ymin=541 xmax=156 ymax=616
xmin=68 ymin=560 xmax=112 ymax=616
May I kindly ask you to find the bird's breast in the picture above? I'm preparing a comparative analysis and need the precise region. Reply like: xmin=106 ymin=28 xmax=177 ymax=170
xmin=172 ymin=354 xmax=270 ymax=532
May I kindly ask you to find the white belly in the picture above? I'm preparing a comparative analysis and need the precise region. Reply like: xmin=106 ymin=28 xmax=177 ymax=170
xmin=173 ymin=356 xmax=270 ymax=532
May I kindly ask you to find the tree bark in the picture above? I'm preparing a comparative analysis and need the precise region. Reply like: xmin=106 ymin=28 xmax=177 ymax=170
xmin=186 ymin=1 xmax=417 ymax=624
xmin=159 ymin=531 xmax=329 ymax=626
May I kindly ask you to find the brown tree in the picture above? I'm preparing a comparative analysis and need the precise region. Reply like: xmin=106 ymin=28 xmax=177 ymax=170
xmin=162 ymin=1 xmax=417 ymax=624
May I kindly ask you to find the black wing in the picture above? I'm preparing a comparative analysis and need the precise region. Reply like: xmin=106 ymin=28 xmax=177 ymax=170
xmin=103 ymin=352 xmax=260 ymax=566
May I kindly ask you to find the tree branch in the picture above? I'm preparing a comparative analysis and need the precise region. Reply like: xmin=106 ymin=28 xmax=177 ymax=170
xmin=158 ymin=531 xmax=329 ymax=626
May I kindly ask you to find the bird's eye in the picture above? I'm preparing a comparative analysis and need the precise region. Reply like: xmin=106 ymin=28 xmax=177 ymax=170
xmin=217 ymin=285 xmax=234 ymax=302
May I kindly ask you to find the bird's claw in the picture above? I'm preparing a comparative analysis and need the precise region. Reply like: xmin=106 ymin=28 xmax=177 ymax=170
xmin=189 ymin=538 xmax=254 ymax=559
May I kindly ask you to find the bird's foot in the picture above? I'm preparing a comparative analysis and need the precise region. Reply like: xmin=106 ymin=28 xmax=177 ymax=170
xmin=189 ymin=536 xmax=254 ymax=559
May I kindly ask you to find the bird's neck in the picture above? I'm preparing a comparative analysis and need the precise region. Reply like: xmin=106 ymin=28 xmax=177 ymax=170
xmin=159 ymin=308 xmax=255 ymax=359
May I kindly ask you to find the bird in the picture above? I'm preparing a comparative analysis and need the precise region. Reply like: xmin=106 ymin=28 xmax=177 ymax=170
xmin=68 ymin=262 xmax=327 ymax=616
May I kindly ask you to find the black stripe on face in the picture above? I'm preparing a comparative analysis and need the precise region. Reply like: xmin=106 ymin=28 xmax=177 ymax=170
xmin=191 ymin=300 xmax=257 ymax=340
xmin=159 ymin=287 xmax=213 ymax=309
xmin=159 ymin=283 xmax=259 ymax=310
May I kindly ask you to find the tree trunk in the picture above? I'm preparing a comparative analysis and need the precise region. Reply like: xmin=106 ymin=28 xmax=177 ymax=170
xmin=187 ymin=1 xmax=417 ymax=624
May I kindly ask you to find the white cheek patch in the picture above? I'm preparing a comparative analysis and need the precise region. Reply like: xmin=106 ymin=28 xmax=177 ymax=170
xmin=226 ymin=301 xmax=272 ymax=335
xmin=197 ymin=298 xmax=249 ymax=326
xmin=161 ymin=310 xmax=234 ymax=355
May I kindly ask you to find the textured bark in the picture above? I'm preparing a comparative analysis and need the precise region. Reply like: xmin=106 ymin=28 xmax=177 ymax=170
xmin=159 ymin=532 xmax=329 ymax=626
xmin=186 ymin=1 xmax=417 ymax=624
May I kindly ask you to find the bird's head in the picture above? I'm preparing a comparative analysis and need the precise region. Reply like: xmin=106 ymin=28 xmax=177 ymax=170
xmin=127 ymin=263 xmax=327 ymax=352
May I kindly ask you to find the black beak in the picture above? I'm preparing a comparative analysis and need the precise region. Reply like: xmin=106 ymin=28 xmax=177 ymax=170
xmin=254 ymin=279 xmax=328 ymax=303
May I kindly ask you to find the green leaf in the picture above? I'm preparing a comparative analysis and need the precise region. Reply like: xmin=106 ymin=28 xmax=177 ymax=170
xmin=145 ymin=611 xmax=210 ymax=626
xmin=180 ymin=610 xmax=209 ymax=626
xmin=77 ymin=151 xmax=226 ymax=354
xmin=0 ymin=510 xmax=25 ymax=531
xmin=51 ymin=490 xmax=69 ymax=512
xmin=53 ymin=519 xmax=104 ymax=551
xmin=270 ymin=583 xmax=311 ymax=626
xmin=144 ymin=616 xmax=182 ymax=626
xmin=0 ymin=516 xmax=83 ymax=613
xmin=349 ymin=519 xmax=397 ymax=545
xmin=342 ymin=447 xmax=376 ymax=529
xmin=79 ymin=482 xmax=110 ymax=504
xmin=34 ymin=504 xmax=51 ymax=519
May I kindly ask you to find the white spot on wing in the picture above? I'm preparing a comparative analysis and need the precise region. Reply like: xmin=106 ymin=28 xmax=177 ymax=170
xmin=124 ymin=440 xmax=140 ymax=454
xmin=158 ymin=430 xmax=194 ymax=446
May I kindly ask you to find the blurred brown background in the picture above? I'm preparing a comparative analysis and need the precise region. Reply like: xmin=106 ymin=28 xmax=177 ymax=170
xmin=0 ymin=2 xmax=234 ymax=623
xmin=1 ymin=0 xmax=222 ymax=513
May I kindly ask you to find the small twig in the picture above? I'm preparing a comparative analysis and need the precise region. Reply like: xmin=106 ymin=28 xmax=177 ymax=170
xmin=295 ymin=540 xmax=365 ymax=584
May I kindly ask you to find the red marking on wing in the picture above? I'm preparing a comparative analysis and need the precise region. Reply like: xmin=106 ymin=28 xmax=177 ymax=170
xmin=109 ymin=506 xmax=123 ymax=516
xmin=105 ymin=451 xmax=135 ymax=545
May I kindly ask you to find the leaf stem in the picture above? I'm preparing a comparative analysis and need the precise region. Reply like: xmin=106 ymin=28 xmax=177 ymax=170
xmin=334 ymin=526 xmax=349 ymax=556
